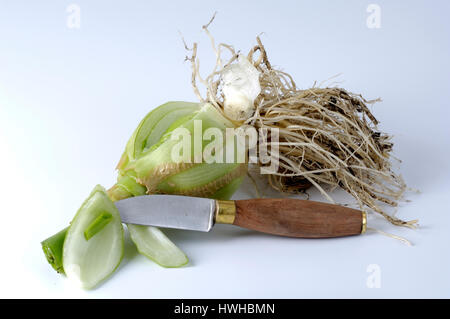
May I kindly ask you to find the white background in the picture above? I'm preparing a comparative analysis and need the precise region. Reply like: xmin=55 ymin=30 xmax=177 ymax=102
xmin=0 ymin=0 xmax=449 ymax=298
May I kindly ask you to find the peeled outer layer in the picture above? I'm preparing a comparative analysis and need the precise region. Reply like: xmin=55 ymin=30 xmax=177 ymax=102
xmin=63 ymin=185 xmax=124 ymax=289
xmin=134 ymin=103 xmax=247 ymax=197
xmin=117 ymin=102 xmax=246 ymax=199
xmin=117 ymin=101 xmax=200 ymax=171
xmin=127 ymin=225 xmax=188 ymax=268
xmin=211 ymin=176 xmax=245 ymax=200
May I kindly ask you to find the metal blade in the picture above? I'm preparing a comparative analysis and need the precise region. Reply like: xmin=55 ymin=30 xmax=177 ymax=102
xmin=115 ymin=195 xmax=216 ymax=232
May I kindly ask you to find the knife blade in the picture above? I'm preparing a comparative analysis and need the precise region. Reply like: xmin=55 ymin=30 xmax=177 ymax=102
xmin=115 ymin=195 xmax=367 ymax=238
xmin=116 ymin=195 xmax=216 ymax=232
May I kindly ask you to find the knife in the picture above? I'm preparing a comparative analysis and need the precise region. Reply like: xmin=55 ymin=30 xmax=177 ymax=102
xmin=115 ymin=195 xmax=367 ymax=238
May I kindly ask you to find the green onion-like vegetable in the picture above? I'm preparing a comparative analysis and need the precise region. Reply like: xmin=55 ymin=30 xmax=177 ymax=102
xmin=41 ymin=101 xmax=247 ymax=288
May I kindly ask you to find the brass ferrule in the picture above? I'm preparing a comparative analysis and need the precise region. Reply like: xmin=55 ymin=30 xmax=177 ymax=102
xmin=361 ymin=211 xmax=367 ymax=234
xmin=215 ymin=200 xmax=236 ymax=225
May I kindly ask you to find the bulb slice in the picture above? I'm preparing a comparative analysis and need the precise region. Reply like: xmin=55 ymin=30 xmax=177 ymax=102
xmin=128 ymin=224 xmax=188 ymax=268
xmin=63 ymin=185 xmax=124 ymax=289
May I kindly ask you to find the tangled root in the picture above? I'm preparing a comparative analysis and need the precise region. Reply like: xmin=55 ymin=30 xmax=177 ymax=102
xmin=186 ymin=15 xmax=416 ymax=228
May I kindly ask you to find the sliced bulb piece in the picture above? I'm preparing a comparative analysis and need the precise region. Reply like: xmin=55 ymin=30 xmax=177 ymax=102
xmin=128 ymin=224 xmax=188 ymax=268
xmin=63 ymin=185 xmax=124 ymax=289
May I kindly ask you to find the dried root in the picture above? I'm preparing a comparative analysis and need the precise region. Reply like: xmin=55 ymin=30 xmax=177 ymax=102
xmin=186 ymin=18 xmax=416 ymax=228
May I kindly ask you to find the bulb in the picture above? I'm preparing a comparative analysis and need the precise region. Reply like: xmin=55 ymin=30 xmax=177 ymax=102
xmin=222 ymin=55 xmax=261 ymax=121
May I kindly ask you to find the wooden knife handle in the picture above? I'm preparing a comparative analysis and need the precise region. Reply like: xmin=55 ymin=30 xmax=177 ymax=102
xmin=215 ymin=199 xmax=366 ymax=238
